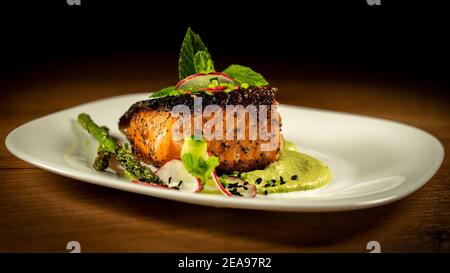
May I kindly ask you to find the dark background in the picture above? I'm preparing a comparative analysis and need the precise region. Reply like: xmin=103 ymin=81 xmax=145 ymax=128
xmin=0 ymin=0 xmax=448 ymax=88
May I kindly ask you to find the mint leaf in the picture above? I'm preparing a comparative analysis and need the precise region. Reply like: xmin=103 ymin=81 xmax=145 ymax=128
xmin=150 ymin=86 xmax=185 ymax=99
xmin=181 ymin=136 xmax=219 ymax=183
xmin=223 ymin=64 xmax=269 ymax=88
xmin=182 ymin=153 xmax=219 ymax=182
xmin=194 ymin=51 xmax=215 ymax=74
xmin=178 ymin=28 xmax=209 ymax=80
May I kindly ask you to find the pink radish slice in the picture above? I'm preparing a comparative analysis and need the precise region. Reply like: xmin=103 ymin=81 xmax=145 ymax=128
xmin=225 ymin=176 xmax=257 ymax=198
xmin=155 ymin=159 xmax=201 ymax=192
xmin=211 ymin=170 xmax=232 ymax=197
xmin=199 ymin=86 xmax=228 ymax=92
xmin=175 ymin=72 xmax=235 ymax=90
xmin=211 ymin=172 xmax=256 ymax=198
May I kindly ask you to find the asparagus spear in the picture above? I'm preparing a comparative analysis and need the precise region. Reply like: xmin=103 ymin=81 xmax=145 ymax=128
xmin=93 ymin=151 xmax=112 ymax=171
xmin=77 ymin=113 xmax=161 ymax=184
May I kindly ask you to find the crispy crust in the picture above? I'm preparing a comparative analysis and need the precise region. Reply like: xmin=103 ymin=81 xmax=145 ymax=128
xmin=119 ymin=87 xmax=278 ymax=129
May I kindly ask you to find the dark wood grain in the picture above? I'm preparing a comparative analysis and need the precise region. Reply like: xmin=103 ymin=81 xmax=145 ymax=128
xmin=1 ymin=56 xmax=449 ymax=252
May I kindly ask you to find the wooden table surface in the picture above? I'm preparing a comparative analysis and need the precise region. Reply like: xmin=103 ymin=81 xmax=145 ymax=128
xmin=1 ymin=56 xmax=449 ymax=252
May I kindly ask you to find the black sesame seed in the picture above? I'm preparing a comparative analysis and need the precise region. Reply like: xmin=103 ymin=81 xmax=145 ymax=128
xmin=280 ymin=180 xmax=286 ymax=185
xmin=256 ymin=178 xmax=262 ymax=184
xmin=230 ymin=188 xmax=242 ymax=196
xmin=271 ymin=179 xmax=276 ymax=183
xmin=178 ymin=180 xmax=183 ymax=187
xmin=264 ymin=190 xmax=268 ymax=195
xmin=168 ymin=177 xmax=172 ymax=183
xmin=291 ymin=175 xmax=298 ymax=180
xmin=264 ymin=184 xmax=270 ymax=188
xmin=280 ymin=176 xmax=284 ymax=183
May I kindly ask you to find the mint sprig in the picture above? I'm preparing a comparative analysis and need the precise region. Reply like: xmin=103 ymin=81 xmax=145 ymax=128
xmin=151 ymin=28 xmax=271 ymax=99
xmin=150 ymin=86 xmax=184 ymax=99
xmin=223 ymin=64 xmax=269 ymax=88
xmin=182 ymin=153 xmax=219 ymax=183
xmin=179 ymin=28 xmax=212 ymax=79
xmin=181 ymin=136 xmax=219 ymax=183
xmin=150 ymin=86 xmax=216 ymax=99
xmin=194 ymin=51 xmax=215 ymax=74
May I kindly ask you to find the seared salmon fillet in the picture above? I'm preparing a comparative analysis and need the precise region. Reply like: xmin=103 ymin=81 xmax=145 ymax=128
xmin=119 ymin=87 xmax=282 ymax=173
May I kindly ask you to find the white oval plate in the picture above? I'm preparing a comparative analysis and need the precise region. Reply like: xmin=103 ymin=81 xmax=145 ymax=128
xmin=5 ymin=93 xmax=444 ymax=212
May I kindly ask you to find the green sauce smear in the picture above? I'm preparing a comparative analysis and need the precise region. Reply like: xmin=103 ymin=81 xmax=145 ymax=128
xmin=240 ymin=141 xmax=332 ymax=194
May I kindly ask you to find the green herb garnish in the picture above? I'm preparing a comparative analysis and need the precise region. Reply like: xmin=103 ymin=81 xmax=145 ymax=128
xmin=150 ymin=86 xmax=185 ymax=99
xmin=194 ymin=51 xmax=215 ymax=75
xmin=181 ymin=136 xmax=219 ymax=183
xmin=151 ymin=28 xmax=270 ymax=99
xmin=223 ymin=64 xmax=269 ymax=88
xmin=178 ymin=28 xmax=211 ymax=79
xmin=182 ymin=153 xmax=219 ymax=183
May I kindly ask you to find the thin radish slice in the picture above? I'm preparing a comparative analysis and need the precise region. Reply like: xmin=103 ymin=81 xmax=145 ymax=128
xmin=198 ymin=86 xmax=228 ymax=92
xmin=175 ymin=73 xmax=235 ymax=90
xmin=211 ymin=172 xmax=256 ymax=197
xmin=211 ymin=150 xmax=255 ymax=197
xmin=155 ymin=159 xmax=201 ymax=192
xmin=224 ymin=176 xmax=257 ymax=198
xmin=211 ymin=170 xmax=232 ymax=197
